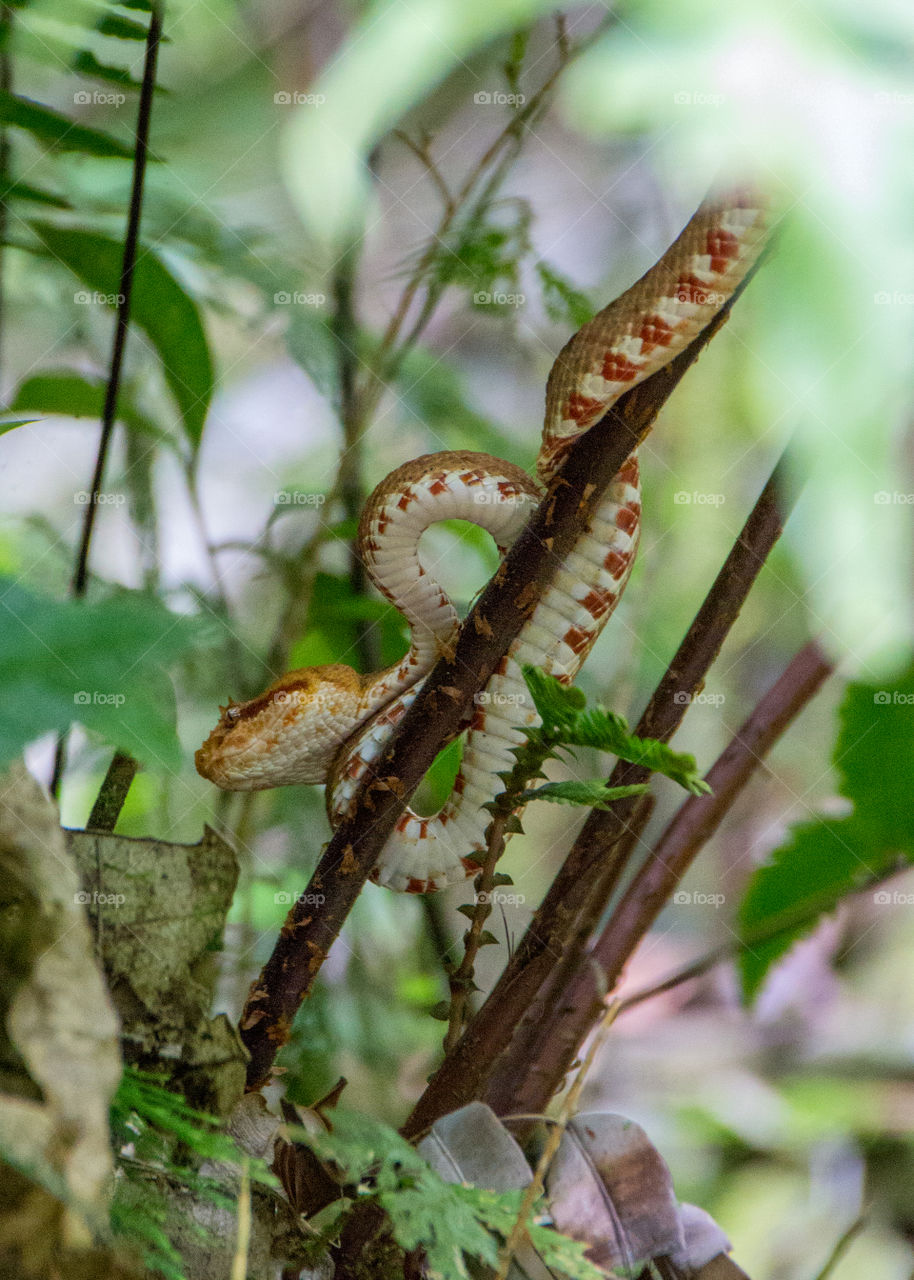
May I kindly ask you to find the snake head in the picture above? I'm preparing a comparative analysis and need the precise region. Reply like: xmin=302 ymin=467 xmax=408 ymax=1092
xmin=195 ymin=664 xmax=365 ymax=790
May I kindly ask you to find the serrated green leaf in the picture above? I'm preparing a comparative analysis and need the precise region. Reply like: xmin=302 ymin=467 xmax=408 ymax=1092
xmin=476 ymin=930 xmax=500 ymax=947
xmin=522 ymin=665 xmax=587 ymax=724
xmin=286 ymin=1108 xmax=607 ymax=1280
xmin=527 ymin=1221 xmax=607 ymax=1280
xmin=0 ymin=578 xmax=200 ymax=768
xmin=520 ymin=780 xmax=650 ymax=809
xmin=0 ymin=89 xmax=134 ymax=157
xmin=29 ymin=224 xmax=213 ymax=448
xmin=456 ymin=904 xmax=478 ymax=920
xmin=739 ymin=663 xmax=914 ymax=999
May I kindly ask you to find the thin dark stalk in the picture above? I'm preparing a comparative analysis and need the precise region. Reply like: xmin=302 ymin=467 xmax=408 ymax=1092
xmin=50 ymin=2 xmax=163 ymax=799
xmin=333 ymin=235 xmax=379 ymax=674
xmin=85 ymin=751 xmax=139 ymax=831
xmin=0 ymin=4 xmax=13 ymax=382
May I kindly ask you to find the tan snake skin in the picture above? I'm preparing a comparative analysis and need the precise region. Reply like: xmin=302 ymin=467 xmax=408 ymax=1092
xmin=196 ymin=188 xmax=773 ymax=892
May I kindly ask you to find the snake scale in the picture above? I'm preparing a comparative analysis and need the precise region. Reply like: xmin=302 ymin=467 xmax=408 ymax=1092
xmin=196 ymin=188 xmax=772 ymax=893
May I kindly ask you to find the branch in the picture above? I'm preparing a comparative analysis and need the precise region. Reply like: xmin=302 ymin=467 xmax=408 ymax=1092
xmin=403 ymin=439 xmax=795 ymax=1139
xmin=239 ymin=263 xmax=760 ymax=1091
xmin=50 ymin=0 xmax=163 ymax=797
xmin=488 ymin=639 xmax=833 ymax=1117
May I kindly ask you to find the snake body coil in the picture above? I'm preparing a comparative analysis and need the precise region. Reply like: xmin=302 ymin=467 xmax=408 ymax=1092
xmin=196 ymin=189 xmax=772 ymax=892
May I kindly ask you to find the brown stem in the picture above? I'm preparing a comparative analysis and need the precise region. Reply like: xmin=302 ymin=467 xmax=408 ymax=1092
xmin=444 ymin=808 xmax=511 ymax=1053
xmin=483 ymin=793 xmax=655 ymax=1113
xmin=85 ymin=751 xmax=140 ymax=832
xmin=238 ymin=266 xmax=758 ymax=1092
xmin=402 ymin=442 xmax=795 ymax=1139
xmin=333 ymin=235 xmax=380 ymax=674
xmin=491 ymin=639 xmax=833 ymax=1118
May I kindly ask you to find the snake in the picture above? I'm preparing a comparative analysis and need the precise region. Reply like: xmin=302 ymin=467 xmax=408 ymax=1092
xmin=196 ymin=188 xmax=772 ymax=893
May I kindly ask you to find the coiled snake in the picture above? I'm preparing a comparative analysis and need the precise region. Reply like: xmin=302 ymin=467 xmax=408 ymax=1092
xmin=196 ymin=189 xmax=772 ymax=892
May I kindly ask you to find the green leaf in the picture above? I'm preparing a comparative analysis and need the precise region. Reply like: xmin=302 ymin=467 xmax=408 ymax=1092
xmin=29 ymin=224 xmax=214 ymax=448
xmin=0 ymin=578 xmax=201 ymax=769
xmin=739 ymin=663 xmax=914 ymax=999
xmin=287 ymin=1109 xmax=605 ymax=1280
xmin=0 ymin=89 xmax=134 ymax=158
xmin=521 ymin=666 xmax=710 ymax=795
xmin=0 ymin=177 xmax=71 ymax=208
xmin=72 ymin=49 xmax=146 ymax=88
xmin=0 ymin=26 xmax=146 ymax=88
xmin=519 ymin=780 xmax=650 ymax=809
xmin=95 ymin=12 xmax=153 ymax=40
xmin=527 ymin=1220 xmax=607 ymax=1280
xmin=519 ymin=667 xmax=706 ymax=793
xmin=536 ymin=260 xmax=594 ymax=329
xmin=521 ymin=665 xmax=586 ymax=724
xmin=0 ymin=417 xmax=38 ymax=435
xmin=284 ymin=307 xmax=339 ymax=404
xmin=6 ymin=368 xmax=173 ymax=449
